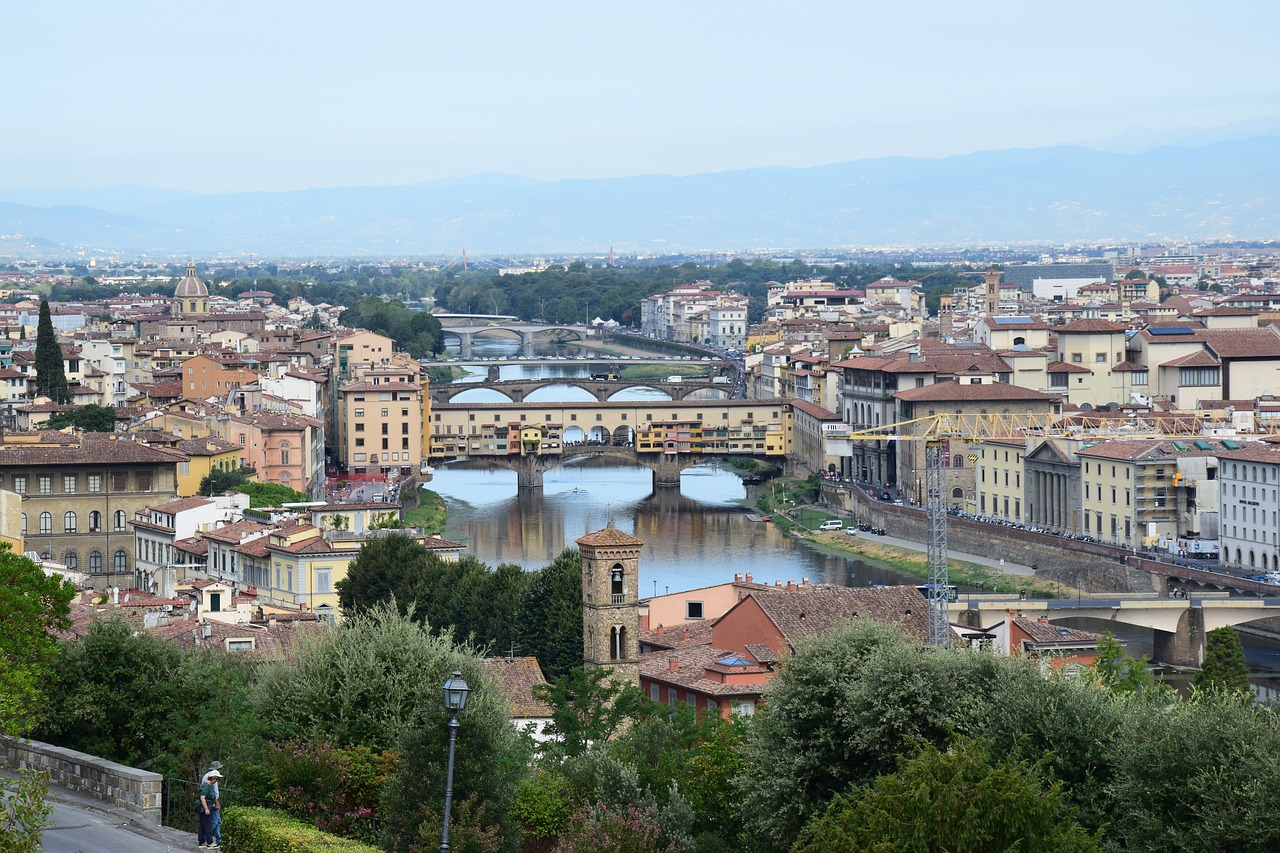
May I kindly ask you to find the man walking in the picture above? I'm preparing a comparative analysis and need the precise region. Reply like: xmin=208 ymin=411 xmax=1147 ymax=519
xmin=197 ymin=767 xmax=222 ymax=848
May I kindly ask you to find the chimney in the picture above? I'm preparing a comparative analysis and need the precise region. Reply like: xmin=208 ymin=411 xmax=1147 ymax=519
xmin=745 ymin=573 xmax=753 ymax=584
xmin=786 ymin=580 xmax=797 ymax=591
xmin=656 ymin=624 xmax=664 ymax=637
xmin=802 ymin=577 xmax=810 ymax=587
xmin=668 ymin=658 xmax=679 ymax=672
xmin=681 ymin=628 xmax=691 ymax=642
xmin=201 ymin=622 xmax=212 ymax=640
xmin=734 ymin=573 xmax=743 ymax=583
xmin=268 ymin=614 xmax=277 ymax=628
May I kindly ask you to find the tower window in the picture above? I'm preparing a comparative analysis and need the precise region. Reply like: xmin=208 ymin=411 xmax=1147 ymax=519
xmin=611 ymin=567 xmax=624 ymax=603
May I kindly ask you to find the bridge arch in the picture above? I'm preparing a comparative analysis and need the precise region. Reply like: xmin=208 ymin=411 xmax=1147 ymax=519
xmin=449 ymin=387 xmax=515 ymax=403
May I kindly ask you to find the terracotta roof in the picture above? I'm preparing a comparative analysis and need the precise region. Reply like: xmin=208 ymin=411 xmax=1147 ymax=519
xmin=173 ymin=537 xmax=208 ymax=557
xmin=1202 ymin=327 xmax=1280 ymax=359
xmin=0 ymin=433 xmax=187 ymax=465
xmin=894 ymin=380 xmax=1058 ymax=403
xmin=1077 ymin=439 xmax=1232 ymax=462
xmin=639 ymin=645 xmax=772 ymax=697
xmin=1193 ymin=306 xmax=1259 ymax=317
xmin=234 ymin=538 xmax=272 ymax=558
xmin=150 ymin=497 xmax=215 ymax=515
xmin=173 ymin=266 xmax=209 ymax=298
xmin=1112 ymin=361 xmax=1149 ymax=372
xmin=1056 ymin=319 xmax=1126 ymax=333
xmin=174 ymin=437 xmax=240 ymax=456
xmin=271 ymin=535 xmax=333 ymax=554
xmin=577 ymin=527 xmax=644 ymax=547
xmin=1160 ymin=350 xmax=1219 ymax=368
xmin=480 ymin=657 xmax=552 ymax=718
xmin=1013 ymin=617 xmax=1103 ymax=646
xmin=741 ymin=584 xmax=929 ymax=645
xmin=422 ymin=535 xmax=466 ymax=550
xmin=1047 ymin=361 xmax=1092 ymax=374
xmin=789 ymin=399 xmax=841 ymax=420
xmin=641 ymin=620 xmax=714 ymax=651
xmin=1215 ymin=445 xmax=1280 ymax=465
xmin=202 ymin=520 xmax=271 ymax=543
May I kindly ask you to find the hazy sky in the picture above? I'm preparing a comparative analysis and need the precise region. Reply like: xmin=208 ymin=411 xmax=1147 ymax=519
xmin=5 ymin=0 xmax=1278 ymax=193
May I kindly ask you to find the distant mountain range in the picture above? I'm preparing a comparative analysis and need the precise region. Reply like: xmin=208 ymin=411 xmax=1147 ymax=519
xmin=1 ymin=137 xmax=1277 ymax=258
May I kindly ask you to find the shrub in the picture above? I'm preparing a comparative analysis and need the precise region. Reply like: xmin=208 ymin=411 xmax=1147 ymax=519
xmin=552 ymin=800 xmax=673 ymax=853
xmin=267 ymin=739 xmax=397 ymax=843
xmin=221 ymin=806 xmax=383 ymax=852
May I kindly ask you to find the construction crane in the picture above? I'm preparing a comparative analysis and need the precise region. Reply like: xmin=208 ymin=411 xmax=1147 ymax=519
xmin=830 ymin=408 xmax=1280 ymax=647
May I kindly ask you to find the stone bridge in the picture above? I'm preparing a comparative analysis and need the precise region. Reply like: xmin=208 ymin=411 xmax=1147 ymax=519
xmin=432 ymin=377 xmax=732 ymax=404
xmin=959 ymin=595 xmax=1280 ymax=667
xmin=449 ymin=445 xmax=770 ymax=489
xmin=438 ymin=324 xmax=586 ymax=357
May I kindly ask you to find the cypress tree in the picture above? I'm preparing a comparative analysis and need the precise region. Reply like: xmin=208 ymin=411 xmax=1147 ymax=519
xmin=1195 ymin=626 xmax=1251 ymax=694
xmin=34 ymin=299 xmax=70 ymax=403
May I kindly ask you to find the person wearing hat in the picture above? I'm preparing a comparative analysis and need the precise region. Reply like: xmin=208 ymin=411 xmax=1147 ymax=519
xmin=197 ymin=767 xmax=221 ymax=848
xmin=202 ymin=762 xmax=225 ymax=848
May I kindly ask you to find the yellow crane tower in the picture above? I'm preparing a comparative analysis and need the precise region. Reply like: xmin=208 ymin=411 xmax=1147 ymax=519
xmin=832 ymin=409 xmax=1280 ymax=647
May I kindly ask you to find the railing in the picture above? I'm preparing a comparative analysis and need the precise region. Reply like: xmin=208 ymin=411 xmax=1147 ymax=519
xmin=611 ymin=593 xmax=625 ymax=604
xmin=162 ymin=778 xmax=270 ymax=833
xmin=324 ymin=527 xmax=425 ymax=541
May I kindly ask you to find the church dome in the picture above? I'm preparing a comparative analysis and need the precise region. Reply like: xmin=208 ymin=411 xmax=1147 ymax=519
xmin=174 ymin=264 xmax=209 ymax=298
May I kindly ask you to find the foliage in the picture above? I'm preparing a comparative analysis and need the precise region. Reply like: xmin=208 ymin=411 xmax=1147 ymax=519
xmin=36 ymin=616 xmax=183 ymax=766
xmin=516 ymin=549 xmax=584 ymax=680
xmin=0 ymin=544 xmax=75 ymax=735
xmin=0 ymin=768 xmax=52 ymax=853
xmin=339 ymin=297 xmax=444 ymax=359
xmin=1093 ymin=632 xmax=1166 ymax=696
xmin=679 ymin=714 xmax=751 ymax=850
xmin=33 ymin=299 xmax=69 ymax=403
xmin=220 ymin=806 xmax=383 ymax=853
xmin=402 ymin=487 xmax=447 ymax=534
xmin=1194 ymin=627 xmax=1251 ymax=695
xmin=793 ymin=736 xmax=1102 ymax=853
xmin=512 ymin=772 xmax=575 ymax=845
xmin=552 ymin=800 xmax=674 ymax=853
xmin=45 ymin=403 xmax=117 ymax=433
xmin=198 ymin=466 xmax=254 ymax=496
xmin=266 ymin=738 xmax=396 ymax=843
xmin=533 ymin=667 xmax=643 ymax=759
xmin=233 ymin=480 xmax=312 ymax=508
xmin=393 ymin=792 xmax=506 ymax=853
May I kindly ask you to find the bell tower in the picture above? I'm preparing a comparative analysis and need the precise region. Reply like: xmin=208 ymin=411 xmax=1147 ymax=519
xmin=983 ymin=268 xmax=1002 ymax=317
xmin=577 ymin=526 xmax=643 ymax=688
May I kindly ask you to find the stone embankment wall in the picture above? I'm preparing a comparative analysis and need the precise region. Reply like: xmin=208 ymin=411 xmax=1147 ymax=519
xmin=1 ymin=736 xmax=162 ymax=823
xmin=822 ymin=484 xmax=1160 ymax=595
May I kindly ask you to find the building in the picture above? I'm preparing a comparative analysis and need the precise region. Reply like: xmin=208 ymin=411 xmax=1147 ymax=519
xmin=226 ymin=411 xmax=324 ymax=498
xmin=172 ymin=264 xmax=210 ymax=319
xmin=0 ymin=432 xmax=184 ymax=588
xmin=335 ymin=363 xmax=423 ymax=477
xmin=130 ymin=494 xmax=250 ymax=593
xmin=580 ymin=526 xmax=643 ymax=688
xmin=1217 ymin=443 xmax=1280 ymax=572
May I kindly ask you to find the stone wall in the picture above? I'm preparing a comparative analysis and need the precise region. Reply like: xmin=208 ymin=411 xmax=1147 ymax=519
xmin=822 ymin=483 xmax=1161 ymax=595
xmin=1 ymin=736 xmax=162 ymax=823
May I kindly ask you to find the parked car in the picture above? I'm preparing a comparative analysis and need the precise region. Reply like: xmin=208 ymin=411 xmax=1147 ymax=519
xmin=819 ymin=519 xmax=843 ymax=531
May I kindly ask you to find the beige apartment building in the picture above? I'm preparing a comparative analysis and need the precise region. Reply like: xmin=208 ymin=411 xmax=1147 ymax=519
xmin=975 ymin=438 xmax=1025 ymax=522
xmin=336 ymin=363 xmax=424 ymax=477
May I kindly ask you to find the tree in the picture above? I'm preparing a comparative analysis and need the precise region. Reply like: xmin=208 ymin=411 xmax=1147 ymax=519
xmin=1093 ymin=632 xmax=1165 ymax=696
xmin=33 ymin=299 xmax=69 ymax=403
xmin=197 ymin=466 xmax=252 ymax=496
xmin=45 ymin=404 xmax=117 ymax=433
xmin=337 ymin=534 xmax=431 ymax=617
xmin=533 ymin=666 xmax=643 ymax=759
xmin=793 ymin=737 xmax=1102 ymax=853
xmin=516 ymin=549 xmax=583 ymax=680
xmin=0 ymin=544 xmax=76 ymax=735
xmin=1194 ymin=627 xmax=1250 ymax=695
xmin=229 ymin=480 xmax=310 ymax=508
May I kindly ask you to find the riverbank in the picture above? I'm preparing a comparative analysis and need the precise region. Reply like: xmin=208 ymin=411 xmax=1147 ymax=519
xmin=405 ymin=487 xmax=448 ymax=534
xmin=793 ymin=527 xmax=1069 ymax=598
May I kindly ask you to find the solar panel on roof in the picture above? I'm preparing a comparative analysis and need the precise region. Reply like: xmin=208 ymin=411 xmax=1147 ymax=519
xmin=1148 ymin=327 xmax=1195 ymax=336
xmin=993 ymin=316 xmax=1034 ymax=325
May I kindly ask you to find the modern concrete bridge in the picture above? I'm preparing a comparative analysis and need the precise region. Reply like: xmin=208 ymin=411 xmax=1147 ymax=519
xmin=438 ymin=324 xmax=587 ymax=357
xmin=960 ymin=594 xmax=1280 ymax=666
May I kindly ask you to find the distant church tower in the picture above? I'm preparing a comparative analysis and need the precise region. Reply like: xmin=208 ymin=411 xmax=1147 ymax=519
xmin=983 ymin=268 xmax=1002 ymax=317
xmin=577 ymin=527 xmax=643 ymax=688
xmin=938 ymin=294 xmax=954 ymax=340
xmin=172 ymin=263 xmax=210 ymax=318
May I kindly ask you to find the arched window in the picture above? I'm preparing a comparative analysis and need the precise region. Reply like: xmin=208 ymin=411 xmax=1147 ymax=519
xmin=609 ymin=625 xmax=627 ymax=660
xmin=279 ymin=472 xmax=291 ymax=488
xmin=114 ymin=510 xmax=126 ymax=531
xmin=39 ymin=512 xmax=52 ymax=534
xmin=88 ymin=550 xmax=102 ymax=573
xmin=89 ymin=511 xmax=102 ymax=532
xmin=952 ymin=455 xmax=964 ymax=468
xmin=611 ymin=565 xmax=624 ymax=603
xmin=952 ymin=487 xmax=964 ymax=499
xmin=1013 ymin=336 xmax=1026 ymax=346
xmin=114 ymin=550 xmax=128 ymax=573
xmin=64 ymin=511 xmax=77 ymax=533
xmin=62 ymin=550 xmax=78 ymax=570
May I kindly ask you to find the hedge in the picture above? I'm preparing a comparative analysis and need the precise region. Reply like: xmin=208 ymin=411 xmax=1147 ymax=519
xmin=220 ymin=806 xmax=383 ymax=852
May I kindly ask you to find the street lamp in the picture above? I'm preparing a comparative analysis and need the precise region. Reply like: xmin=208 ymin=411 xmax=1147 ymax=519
xmin=439 ymin=670 xmax=470 ymax=852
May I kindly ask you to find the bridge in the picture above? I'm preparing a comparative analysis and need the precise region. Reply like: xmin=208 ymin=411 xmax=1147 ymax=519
xmin=435 ymin=356 xmax=731 ymax=378
xmin=428 ymin=398 xmax=792 ymax=488
xmin=438 ymin=323 xmax=588 ymax=357
xmin=959 ymin=594 xmax=1280 ymax=667
xmin=431 ymin=376 xmax=733 ymax=404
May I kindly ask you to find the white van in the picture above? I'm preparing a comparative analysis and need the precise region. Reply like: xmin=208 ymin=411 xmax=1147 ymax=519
xmin=667 ymin=376 xmax=683 ymax=383
xmin=818 ymin=519 xmax=843 ymax=531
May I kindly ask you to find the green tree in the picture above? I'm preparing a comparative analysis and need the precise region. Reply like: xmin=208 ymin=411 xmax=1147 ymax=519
xmin=230 ymin=480 xmax=310 ymax=508
xmin=0 ymin=544 xmax=76 ymax=735
xmin=793 ymin=737 xmax=1102 ymax=853
xmin=45 ymin=403 xmax=117 ymax=433
xmin=197 ymin=466 xmax=252 ymax=496
xmin=1093 ymin=632 xmax=1164 ymax=695
xmin=1194 ymin=626 xmax=1250 ymax=695
xmin=516 ymin=549 xmax=583 ymax=680
xmin=33 ymin=299 xmax=69 ymax=403
xmin=533 ymin=666 xmax=643 ymax=759
xmin=337 ymin=533 xmax=429 ymax=617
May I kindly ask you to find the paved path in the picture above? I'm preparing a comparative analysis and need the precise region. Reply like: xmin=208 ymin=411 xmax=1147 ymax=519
xmin=3 ymin=775 xmax=193 ymax=853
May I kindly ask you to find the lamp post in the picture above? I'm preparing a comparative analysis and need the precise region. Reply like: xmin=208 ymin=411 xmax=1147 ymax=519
xmin=439 ymin=670 xmax=470 ymax=852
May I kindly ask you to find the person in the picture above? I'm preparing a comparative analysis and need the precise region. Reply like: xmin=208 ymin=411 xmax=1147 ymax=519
xmin=197 ymin=768 xmax=222 ymax=848
xmin=202 ymin=761 xmax=225 ymax=847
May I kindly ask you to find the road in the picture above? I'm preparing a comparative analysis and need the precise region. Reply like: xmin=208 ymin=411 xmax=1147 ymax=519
xmin=37 ymin=798 xmax=192 ymax=853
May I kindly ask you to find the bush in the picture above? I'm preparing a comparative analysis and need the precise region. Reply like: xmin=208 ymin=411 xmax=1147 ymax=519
xmin=267 ymin=739 xmax=396 ymax=843
xmin=221 ymin=806 xmax=383 ymax=852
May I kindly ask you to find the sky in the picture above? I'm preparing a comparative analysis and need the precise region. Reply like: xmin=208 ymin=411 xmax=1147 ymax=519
xmin=5 ymin=0 xmax=1279 ymax=193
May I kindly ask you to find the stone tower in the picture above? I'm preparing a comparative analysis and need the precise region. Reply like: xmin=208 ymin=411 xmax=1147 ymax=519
xmin=938 ymin=294 xmax=954 ymax=340
xmin=577 ymin=526 xmax=643 ymax=688
xmin=983 ymin=268 xmax=1002 ymax=317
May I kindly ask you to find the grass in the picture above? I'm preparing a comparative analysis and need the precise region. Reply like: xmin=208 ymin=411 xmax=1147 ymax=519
xmin=619 ymin=363 xmax=710 ymax=380
xmin=403 ymin=487 xmax=447 ymax=534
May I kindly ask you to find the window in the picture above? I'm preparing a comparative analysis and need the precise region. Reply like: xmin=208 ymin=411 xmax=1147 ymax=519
xmin=315 ymin=568 xmax=332 ymax=594
xmin=381 ymin=408 xmax=389 ymax=417
xmin=686 ymin=601 xmax=704 ymax=620
xmin=650 ymin=684 xmax=660 ymax=702
xmin=112 ymin=473 xmax=127 ymax=491
xmin=89 ymin=511 xmax=102 ymax=532
xmin=63 ymin=550 xmax=78 ymax=570
xmin=39 ymin=512 xmax=52 ymax=534
xmin=280 ymin=448 xmax=290 ymax=465
xmin=38 ymin=476 xmax=51 ymax=494
xmin=354 ymin=408 xmax=364 ymax=417
xmin=1071 ymin=353 xmax=1082 ymax=363
xmin=1132 ymin=370 xmax=1148 ymax=386
xmin=114 ymin=510 xmax=127 ymax=531
xmin=381 ymin=423 xmax=388 ymax=435
xmin=1095 ymin=352 xmax=1106 ymax=362
xmin=668 ymin=688 xmax=677 ymax=707
xmin=114 ymin=550 xmax=127 ymax=573
xmin=63 ymin=511 xmax=76 ymax=533
xmin=137 ymin=473 xmax=151 ymax=491
xmin=355 ymin=422 xmax=365 ymax=432
xmin=89 ymin=550 xmax=102 ymax=573
xmin=355 ymin=438 xmax=365 ymax=447
xmin=63 ymin=475 xmax=76 ymax=493
xmin=1179 ymin=366 xmax=1220 ymax=387
xmin=12 ymin=476 xmax=25 ymax=494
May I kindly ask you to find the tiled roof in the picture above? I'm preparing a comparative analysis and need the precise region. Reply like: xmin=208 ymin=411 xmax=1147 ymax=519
xmin=1216 ymin=445 xmax=1280 ymax=465
xmin=1160 ymin=350 xmax=1219 ymax=368
xmin=1112 ymin=361 xmax=1149 ymax=372
xmin=422 ymin=535 xmax=466 ymax=550
xmin=639 ymin=645 xmax=772 ymax=697
xmin=1047 ymin=361 xmax=1091 ymax=374
xmin=175 ymin=437 xmax=240 ymax=456
xmin=173 ymin=537 xmax=208 ymax=556
xmin=1014 ymin=617 xmax=1103 ymax=646
xmin=202 ymin=520 xmax=271 ymax=543
xmin=0 ymin=433 xmax=187 ymax=465
xmin=150 ymin=497 xmax=215 ymax=515
xmin=894 ymin=380 xmax=1058 ymax=403
xmin=743 ymin=584 xmax=929 ymax=645
xmin=641 ymin=620 xmax=714 ymax=651
xmin=1202 ymin=327 xmax=1280 ymax=359
xmin=577 ymin=527 xmax=644 ymax=547
xmin=789 ymin=399 xmax=841 ymax=420
xmin=1077 ymin=439 xmax=1231 ymax=461
xmin=479 ymin=657 xmax=552 ymax=718
xmin=1056 ymin=319 xmax=1126 ymax=333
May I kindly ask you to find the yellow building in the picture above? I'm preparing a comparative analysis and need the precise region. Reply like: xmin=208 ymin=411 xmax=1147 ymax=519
xmin=0 ymin=488 xmax=23 ymax=553
xmin=976 ymin=438 xmax=1025 ymax=522
xmin=174 ymin=437 xmax=244 ymax=496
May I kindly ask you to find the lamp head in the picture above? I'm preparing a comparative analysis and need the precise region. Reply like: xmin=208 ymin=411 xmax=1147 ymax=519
xmin=442 ymin=670 xmax=470 ymax=712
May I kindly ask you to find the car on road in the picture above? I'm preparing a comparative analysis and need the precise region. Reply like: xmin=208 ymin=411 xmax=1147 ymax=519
xmin=818 ymin=519 xmax=843 ymax=531
xmin=880 ymin=491 xmax=892 ymax=500
xmin=844 ymin=526 xmax=859 ymax=535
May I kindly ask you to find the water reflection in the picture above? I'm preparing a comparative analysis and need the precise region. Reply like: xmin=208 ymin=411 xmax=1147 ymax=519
xmin=426 ymin=459 xmax=923 ymax=593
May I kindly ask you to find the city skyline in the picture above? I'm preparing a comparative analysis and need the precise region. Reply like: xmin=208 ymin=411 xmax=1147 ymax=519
xmin=5 ymin=0 xmax=1279 ymax=193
